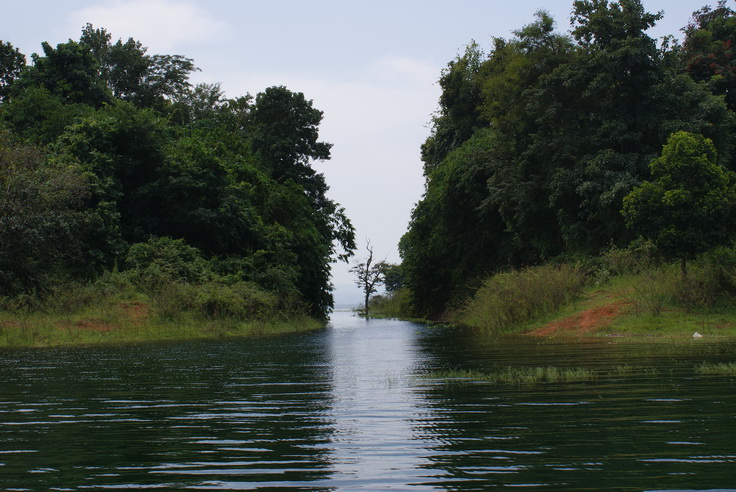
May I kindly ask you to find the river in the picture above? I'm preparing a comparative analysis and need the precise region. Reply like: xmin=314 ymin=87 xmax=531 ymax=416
xmin=1 ymin=310 xmax=735 ymax=490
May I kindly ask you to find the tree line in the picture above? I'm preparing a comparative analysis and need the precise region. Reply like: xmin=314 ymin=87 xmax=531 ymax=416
xmin=0 ymin=24 xmax=355 ymax=320
xmin=400 ymin=0 xmax=736 ymax=318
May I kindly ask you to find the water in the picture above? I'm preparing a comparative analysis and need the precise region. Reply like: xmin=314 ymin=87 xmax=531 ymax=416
xmin=1 ymin=310 xmax=736 ymax=490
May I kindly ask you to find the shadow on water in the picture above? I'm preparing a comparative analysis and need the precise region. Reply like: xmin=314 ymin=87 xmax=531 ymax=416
xmin=1 ymin=310 xmax=736 ymax=490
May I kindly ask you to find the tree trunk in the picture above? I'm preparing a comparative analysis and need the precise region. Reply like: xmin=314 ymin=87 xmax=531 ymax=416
xmin=681 ymin=257 xmax=688 ymax=279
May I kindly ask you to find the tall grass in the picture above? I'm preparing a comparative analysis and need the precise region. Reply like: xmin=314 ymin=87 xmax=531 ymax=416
xmin=613 ymin=267 xmax=679 ymax=317
xmin=0 ymin=271 xmax=321 ymax=347
xmin=696 ymin=362 xmax=736 ymax=375
xmin=460 ymin=264 xmax=587 ymax=332
xmin=369 ymin=288 xmax=412 ymax=319
xmin=430 ymin=366 xmax=596 ymax=385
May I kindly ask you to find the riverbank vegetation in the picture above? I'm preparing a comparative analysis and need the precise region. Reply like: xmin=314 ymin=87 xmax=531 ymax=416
xmin=0 ymin=24 xmax=355 ymax=344
xmin=456 ymin=241 xmax=736 ymax=336
xmin=387 ymin=0 xmax=736 ymax=336
xmin=429 ymin=366 xmax=596 ymax=385
xmin=428 ymin=359 xmax=736 ymax=386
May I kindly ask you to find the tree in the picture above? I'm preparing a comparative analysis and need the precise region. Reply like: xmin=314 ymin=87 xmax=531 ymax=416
xmin=421 ymin=41 xmax=488 ymax=177
xmin=249 ymin=86 xmax=355 ymax=318
xmin=0 ymin=131 xmax=97 ymax=295
xmin=22 ymin=40 xmax=112 ymax=107
xmin=350 ymin=241 xmax=388 ymax=318
xmin=79 ymin=24 xmax=198 ymax=110
xmin=622 ymin=131 xmax=736 ymax=276
xmin=0 ymin=41 xmax=25 ymax=102
xmin=682 ymin=0 xmax=736 ymax=112
xmin=381 ymin=263 xmax=404 ymax=293
xmin=249 ymin=86 xmax=332 ymax=191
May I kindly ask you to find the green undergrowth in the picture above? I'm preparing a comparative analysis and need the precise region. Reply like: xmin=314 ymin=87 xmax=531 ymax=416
xmin=429 ymin=359 xmax=736 ymax=386
xmin=448 ymin=245 xmax=736 ymax=337
xmin=696 ymin=361 xmax=736 ymax=375
xmin=458 ymin=263 xmax=588 ymax=333
xmin=0 ymin=272 xmax=322 ymax=348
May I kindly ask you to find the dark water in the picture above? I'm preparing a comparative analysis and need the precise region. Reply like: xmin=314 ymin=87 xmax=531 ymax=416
xmin=1 ymin=311 xmax=736 ymax=490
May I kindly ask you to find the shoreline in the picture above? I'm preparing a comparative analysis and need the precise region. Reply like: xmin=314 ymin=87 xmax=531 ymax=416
xmin=0 ymin=303 xmax=323 ymax=348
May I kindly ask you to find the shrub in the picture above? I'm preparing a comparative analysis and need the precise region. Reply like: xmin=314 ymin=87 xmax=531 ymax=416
xmin=125 ymin=236 xmax=211 ymax=286
xmin=147 ymin=279 xmax=281 ymax=322
xmin=369 ymin=287 xmax=412 ymax=318
xmin=193 ymin=282 xmax=279 ymax=320
xmin=615 ymin=266 xmax=679 ymax=316
xmin=461 ymin=264 xmax=587 ymax=332
xmin=600 ymin=239 xmax=658 ymax=276
xmin=705 ymin=245 xmax=736 ymax=295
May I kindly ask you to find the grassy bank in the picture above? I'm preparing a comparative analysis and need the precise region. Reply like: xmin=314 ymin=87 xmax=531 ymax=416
xmin=373 ymin=244 xmax=736 ymax=338
xmin=455 ymin=251 xmax=736 ymax=337
xmin=0 ymin=309 xmax=321 ymax=348
xmin=0 ymin=273 xmax=322 ymax=348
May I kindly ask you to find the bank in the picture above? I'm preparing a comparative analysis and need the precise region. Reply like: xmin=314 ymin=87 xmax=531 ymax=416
xmin=374 ymin=250 xmax=736 ymax=339
xmin=0 ymin=274 xmax=325 ymax=348
xmin=0 ymin=303 xmax=322 ymax=348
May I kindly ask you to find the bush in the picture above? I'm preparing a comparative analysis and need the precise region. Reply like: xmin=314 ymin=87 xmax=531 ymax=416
xmin=147 ymin=279 xmax=281 ymax=322
xmin=369 ymin=287 xmax=412 ymax=319
xmin=461 ymin=264 xmax=587 ymax=332
xmin=193 ymin=282 xmax=279 ymax=320
xmin=125 ymin=236 xmax=211 ymax=286
xmin=705 ymin=245 xmax=736 ymax=295
xmin=615 ymin=267 xmax=679 ymax=316
xmin=0 ymin=270 xmax=137 ymax=314
xmin=600 ymin=239 xmax=658 ymax=277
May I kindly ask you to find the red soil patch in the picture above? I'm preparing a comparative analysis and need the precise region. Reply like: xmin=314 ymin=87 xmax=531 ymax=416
xmin=529 ymin=301 xmax=626 ymax=336
xmin=73 ymin=319 xmax=115 ymax=332
xmin=57 ymin=302 xmax=151 ymax=333
xmin=119 ymin=302 xmax=150 ymax=324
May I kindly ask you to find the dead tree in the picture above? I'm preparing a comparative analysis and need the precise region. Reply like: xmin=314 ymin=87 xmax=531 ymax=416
xmin=349 ymin=240 xmax=386 ymax=317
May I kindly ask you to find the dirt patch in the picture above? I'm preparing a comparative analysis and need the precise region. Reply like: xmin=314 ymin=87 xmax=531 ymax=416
xmin=529 ymin=301 xmax=626 ymax=336
xmin=119 ymin=302 xmax=150 ymax=324
xmin=69 ymin=319 xmax=115 ymax=332
xmin=56 ymin=303 xmax=150 ymax=333
xmin=0 ymin=321 xmax=23 ymax=329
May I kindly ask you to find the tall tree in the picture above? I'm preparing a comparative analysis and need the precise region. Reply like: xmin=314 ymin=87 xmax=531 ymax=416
xmin=0 ymin=41 xmax=25 ymax=102
xmin=622 ymin=131 xmax=736 ymax=276
xmin=421 ymin=42 xmax=487 ymax=177
xmin=682 ymin=0 xmax=736 ymax=112
xmin=0 ymin=131 xmax=97 ymax=294
xmin=249 ymin=86 xmax=355 ymax=317
xmin=20 ymin=40 xmax=111 ymax=107
xmin=79 ymin=24 xmax=197 ymax=109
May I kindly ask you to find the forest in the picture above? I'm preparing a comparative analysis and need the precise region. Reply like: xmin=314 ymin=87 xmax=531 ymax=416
xmin=0 ymin=24 xmax=355 ymax=324
xmin=398 ymin=0 xmax=736 ymax=319
xmin=5 ymin=0 xmax=736 ymax=336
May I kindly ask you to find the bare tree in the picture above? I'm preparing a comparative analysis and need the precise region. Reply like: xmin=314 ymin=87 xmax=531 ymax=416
xmin=349 ymin=240 xmax=387 ymax=317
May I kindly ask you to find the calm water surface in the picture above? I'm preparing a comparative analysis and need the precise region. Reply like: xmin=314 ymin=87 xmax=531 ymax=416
xmin=1 ymin=310 xmax=736 ymax=490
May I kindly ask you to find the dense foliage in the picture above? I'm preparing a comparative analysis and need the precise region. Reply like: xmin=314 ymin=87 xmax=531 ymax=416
xmin=0 ymin=26 xmax=355 ymax=319
xmin=401 ymin=0 xmax=736 ymax=318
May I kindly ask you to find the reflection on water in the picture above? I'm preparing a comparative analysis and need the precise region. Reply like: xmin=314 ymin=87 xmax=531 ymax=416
xmin=0 ymin=310 xmax=735 ymax=490
xmin=325 ymin=313 xmax=436 ymax=489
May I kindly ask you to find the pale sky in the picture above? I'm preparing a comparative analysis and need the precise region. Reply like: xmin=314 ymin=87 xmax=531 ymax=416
xmin=1 ymin=0 xmax=710 ymax=305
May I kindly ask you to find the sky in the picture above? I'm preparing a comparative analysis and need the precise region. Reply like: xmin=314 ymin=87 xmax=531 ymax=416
xmin=1 ymin=0 xmax=713 ymax=305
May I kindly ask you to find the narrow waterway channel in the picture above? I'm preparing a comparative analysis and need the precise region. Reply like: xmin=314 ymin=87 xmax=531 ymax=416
xmin=1 ymin=310 xmax=735 ymax=490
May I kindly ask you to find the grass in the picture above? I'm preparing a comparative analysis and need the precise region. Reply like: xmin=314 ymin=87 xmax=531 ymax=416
xmin=0 ymin=273 xmax=323 ymax=348
xmin=695 ymin=361 xmax=736 ymax=375
xmin=449 ymin=258 xmax=736 ymax=337
xmin=429 ymin=366 xmax=596 ymax=385
xmin=0 ymin=308 xmax=322 ymax=348
xmin=459 ymin=264 xmax=587 ymax=333
xmin=428 ymin=361 xmax=736 ymax=386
